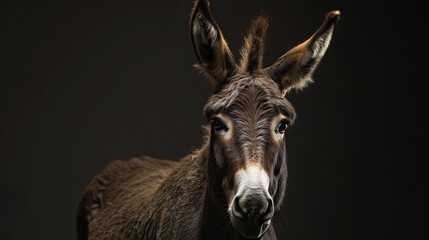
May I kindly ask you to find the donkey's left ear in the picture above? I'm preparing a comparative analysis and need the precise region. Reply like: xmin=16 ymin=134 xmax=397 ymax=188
xmin=191 ymin=0 xmax=237 ymax=92
xmin=268 ymin=10 xmax=340 ymax=95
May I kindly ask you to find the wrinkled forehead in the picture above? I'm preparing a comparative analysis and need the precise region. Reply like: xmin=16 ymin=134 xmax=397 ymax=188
xmin=203 ymin=77 xmax=296 ymax=122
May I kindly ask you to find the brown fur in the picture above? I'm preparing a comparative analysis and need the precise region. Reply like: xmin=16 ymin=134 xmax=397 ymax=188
xmin=240 ymin=16 xmax=269 ymax=73
xmin=191 ymin=0 xmax=236 ymax=92
xmin=77 ymin=1 xmax=339 ymax=239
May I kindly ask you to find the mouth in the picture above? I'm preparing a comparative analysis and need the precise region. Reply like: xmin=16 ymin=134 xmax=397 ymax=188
xmin=230 ymin=212 xmax=271 ymax=239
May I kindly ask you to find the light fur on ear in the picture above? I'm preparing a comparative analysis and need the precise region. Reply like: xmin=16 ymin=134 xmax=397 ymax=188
xmin=190 ymin=0 xmax=237 ymax=93
xmin=268 ymin=10 xmax=340 ymax=95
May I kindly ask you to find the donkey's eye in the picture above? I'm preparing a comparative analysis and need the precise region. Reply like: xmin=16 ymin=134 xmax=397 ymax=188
xmin=277 ymin=120 xmax=289 ymax=134
xmin=211 ymin=118 xmax=228 ymax=132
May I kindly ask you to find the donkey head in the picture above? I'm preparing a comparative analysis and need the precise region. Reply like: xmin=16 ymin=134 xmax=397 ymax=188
xmin=191 ymin=0 xmax=339 ymax=238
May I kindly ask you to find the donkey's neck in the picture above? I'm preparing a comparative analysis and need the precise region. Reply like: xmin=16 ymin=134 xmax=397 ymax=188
xmin=197 ymin=144 xmax=248 ymax=240
xmin=144 ymin=141 xmax=270 ymax=239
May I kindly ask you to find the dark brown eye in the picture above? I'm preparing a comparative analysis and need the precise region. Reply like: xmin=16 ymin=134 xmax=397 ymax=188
xmin=211 ymin=118 xmax=228 ymax=132
xmin=277 ymin=120 xmax=288 ymax=134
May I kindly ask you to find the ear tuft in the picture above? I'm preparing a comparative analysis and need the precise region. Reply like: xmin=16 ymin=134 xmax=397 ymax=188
xmin=239 ymin=16 xmax=269 ymax=74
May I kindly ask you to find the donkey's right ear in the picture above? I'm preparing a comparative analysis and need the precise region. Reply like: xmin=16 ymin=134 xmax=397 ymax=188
xmin=191 ymin=0 xmax=237 ymax=92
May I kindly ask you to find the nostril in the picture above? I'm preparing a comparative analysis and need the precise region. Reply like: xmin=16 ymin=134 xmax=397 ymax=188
xmin=262 ymin=198 xmax=274 ymax=220
xmin=232 ymin=196 xmax=245 ymax=218
xmin=233 ymin=192 xmax=275 ymax=222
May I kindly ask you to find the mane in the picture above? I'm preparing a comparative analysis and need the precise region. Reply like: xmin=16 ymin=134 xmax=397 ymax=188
xmin=239 ymin=16 xmax=269 ymax=73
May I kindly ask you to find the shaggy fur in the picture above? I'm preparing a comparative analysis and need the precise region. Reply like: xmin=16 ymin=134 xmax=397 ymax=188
xmin=239 ymin=16 xmax=269 ymax=73
xmin=77 ymin=1 xmax=339 ymax=239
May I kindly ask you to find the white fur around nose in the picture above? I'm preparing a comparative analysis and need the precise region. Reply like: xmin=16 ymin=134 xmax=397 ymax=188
xmin=235 ymin=166 xmax=270 ymax=191
xmin=231 ymin=165 xmax=270 ymax=212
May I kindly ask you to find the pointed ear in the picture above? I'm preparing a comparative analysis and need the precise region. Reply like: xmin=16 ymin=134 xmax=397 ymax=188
xmin=190 ymin=0 xmax=237 ymax=92
xmin=268 ymin=10 xmax=340 ymax=95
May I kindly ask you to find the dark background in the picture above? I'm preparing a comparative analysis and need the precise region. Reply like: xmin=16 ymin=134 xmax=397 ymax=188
xmin=1 ymin=0 xmax=428 ymax=239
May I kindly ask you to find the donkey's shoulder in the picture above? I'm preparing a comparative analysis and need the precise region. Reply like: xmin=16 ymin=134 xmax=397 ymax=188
xmin=91 ymin=156 xmax=178 ymax=187
xmin=80 ymin=156 xmax=179 ymax=207
xmin=76 ymin=156 xmax=179 ymax=239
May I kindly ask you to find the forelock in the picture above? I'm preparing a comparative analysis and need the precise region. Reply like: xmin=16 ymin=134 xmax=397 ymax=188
xmin=203 ymin=74 xmax=296 ymax=122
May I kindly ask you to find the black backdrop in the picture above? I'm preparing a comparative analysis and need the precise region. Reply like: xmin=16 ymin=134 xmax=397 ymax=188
xmin=1 ymin=0 xmax=428 ymax=239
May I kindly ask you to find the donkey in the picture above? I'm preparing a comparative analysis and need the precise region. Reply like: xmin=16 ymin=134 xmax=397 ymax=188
xmin=77 ymin=1 xmax=340 ymax=239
